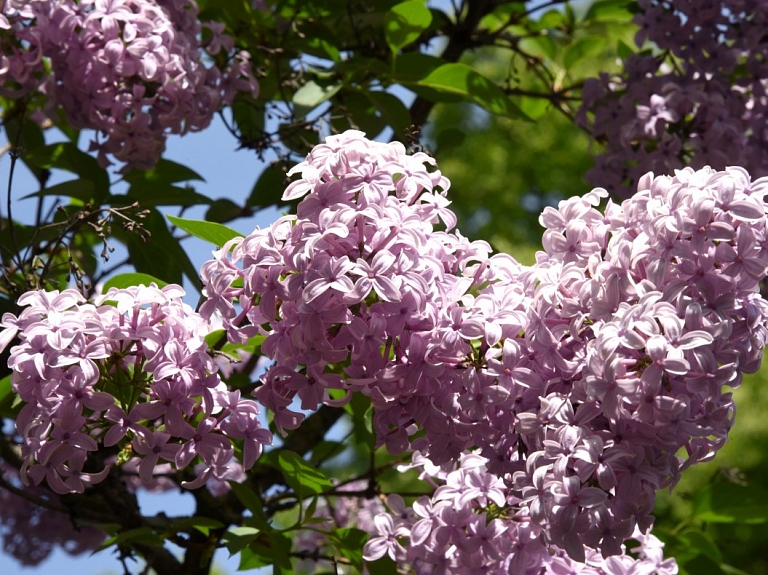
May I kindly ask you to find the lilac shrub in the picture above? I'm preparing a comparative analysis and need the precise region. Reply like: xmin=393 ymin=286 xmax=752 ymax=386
xmin=577 ymin=0 xmax=768 ymax=196
xmin=201 ymin=131 xmax=768 ymax=566
xmin=0 ymin=0 xmax=258 ymax=168
xmin=0 ymin=284 xmax=271 ymax=493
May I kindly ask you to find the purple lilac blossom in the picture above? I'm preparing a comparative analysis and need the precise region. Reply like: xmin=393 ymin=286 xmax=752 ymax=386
xmin=364 ymin=451 xmax=678 ymax=574
xmin=200 ymin=130 xmax=768 ymax=563
xmin=2 ymin=130 xmax=767 ymax=567
xmin=577 ymin=0 xmax=768 ymax=197
xmin=0 ymin=0 xmax=259 ymax=169
xmin=0 ymin=283 xmax=272 ymax=493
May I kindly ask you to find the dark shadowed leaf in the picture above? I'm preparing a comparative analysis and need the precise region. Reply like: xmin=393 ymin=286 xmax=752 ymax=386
xmin=21 ymin=179 xmax=96 ymax=202
xmin=247 ymin=163 xmax=289 ymax=208
xmin=694 ymin=482 xmax=768 ymax=524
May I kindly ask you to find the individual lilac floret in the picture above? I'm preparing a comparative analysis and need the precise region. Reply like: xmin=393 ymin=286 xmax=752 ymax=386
xmin=0 ymin=283 xmax=271 ymax=493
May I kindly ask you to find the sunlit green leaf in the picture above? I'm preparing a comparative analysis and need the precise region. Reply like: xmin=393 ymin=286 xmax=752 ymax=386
xmin=166 ymin=214 xmax=242 ymax=247
xmin=563 ymin=37 xmax=607 ymax=69
xmin=294 ymin=80 xmax=342 ymax=115
xmin=385 ymin=0 xmax=432 ymax=54
xmin=584 ymin=0 xmax=635 ymax=22
xmin=413 ymin=63 xmax=531 ymax=120
xmin=124 ymin=159 xmax=204 ymax=184
xmin=278 ymin=450 xmax=333 ymax=498
xmin=222 ymin=526 xmax=259 ymax=556
xmin=102 ymin=273 xmax=168 ymax=292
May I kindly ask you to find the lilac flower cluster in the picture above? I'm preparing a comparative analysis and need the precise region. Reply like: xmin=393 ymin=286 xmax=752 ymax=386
xmin=0 ymin=0 xmax=258 ymax=168
xmin=364 ymin=451 xmax=678 ymax=574
xmin=577 ymin=0 xmax=768 ymax=196
xmin=0 ymin=283 xmax=272 ymax=493
xmin=200 ymin=131 xmax=768 ymax=562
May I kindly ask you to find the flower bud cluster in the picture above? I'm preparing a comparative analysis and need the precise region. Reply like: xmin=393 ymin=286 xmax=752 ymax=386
xmin=0 ymin=284 xmax=271 ymax=493
xmin=201 ymin=130 xmax=768 ymax=561
xmin=577 ymin=0 xmax=768 ymax=197
xmin=364 ymin=452 xmax=678 ymax=574
xmin=0 ymin=0 xmax=258 ymax=168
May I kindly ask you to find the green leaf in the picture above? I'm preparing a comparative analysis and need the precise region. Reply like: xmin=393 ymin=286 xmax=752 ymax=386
xmin=278 ymin=450 xmax=333 ymax=498
xmin=171 ymin=516 xmax=224 ymax=537
xmin=222 ymin=526 xmax=260 ymax=556
xmin=205 ymin=198 xmax=245 ymax=224
xmin=345 ymin=392 xmax=375 ymax=448
xmin=205 ymin=329 xmax=227 ymax=349
xmin=4 ymin=115 xmax=47 ymax=183
xmin=123 ymin=185 xmax=213 ymax=208
xmin=102 ymin=273 xmax=169 ymax=292
xmin=95 ymin=527 xmax=163 ymax=553
xmin=679 ymin=529 xmax=722 ymax=564
xmin=366 ymin=555 xmax=398 ymax=575
xmin=617 ymin=39 xmax=635 ymax=60
xmin=118 ymin=210 xmax=200 ymax=289
xmin=516 ymin=95 xmax=550 ymax=120
xmin=123 ymin=159 xmax=204 ymax=184
xmin=393 ymin=52 xmax=446 ymax=83
xmin=21 ymin=179 xmax=96 ymax=203
xmin=24 ymin=143 xmax=110 ymax=204
xmin=413 ymin=63 xmax=531 ymax=120
xmin=166 ymin=214 xmax=242 ymax=247
xmin=228 ymin=481 xmax=271 ymax=531
xmin=385 ymin=0 xmax=432 ymax=54
xmin=329 ymin=527 xmax=368 ymax=571
xmin=310 ymin=440 xmax=346 ymax=465
xmin=363 ymin=90 xmax=412 ymax=136
xmin=247 ymin=163 xmax=289 ymax=209
xmin=338 ymin=91 xmax=387 ymax=138
xmin=239 ymin=532 xmax=292 ymax=573
xmin=0 ymin=374 xmax=12 ymax=405
xmin=293 ymin=80 xmax=342 ymax=115
xmin=679 ymin=553 xmax=728 ymax=575
xmin=694 ymin=482 xmax=768 ymax=524
xmin=584 ymin=0 xmax=635 ymax=22
xmin=563 ymin=36 xmax=606 ymax=69
xmin=533 ymin=9 xmax=566 ymax=31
